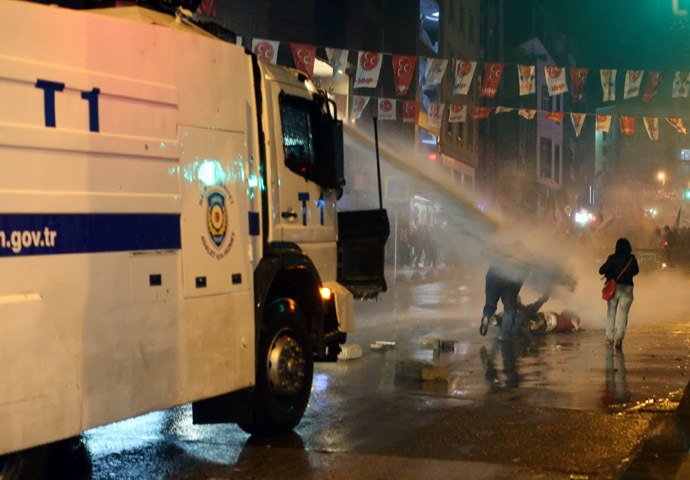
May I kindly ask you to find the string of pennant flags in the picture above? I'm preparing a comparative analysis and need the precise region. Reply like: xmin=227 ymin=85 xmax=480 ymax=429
xmin=338 ymin=94 xmax=687 ymax=141
xmin=251 ymin=38 xmax=690 ymax=140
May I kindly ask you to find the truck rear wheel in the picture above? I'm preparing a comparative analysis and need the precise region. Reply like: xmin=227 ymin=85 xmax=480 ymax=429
xmin=0 ymin=446 xmax=47 ymax=480
xmin=239 ymin=298 xmax=313 ymax=436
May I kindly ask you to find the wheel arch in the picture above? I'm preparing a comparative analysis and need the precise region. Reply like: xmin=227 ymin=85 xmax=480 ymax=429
xmin=254 ymin=242 xmax=326 ymax=357
xmin=191 ymin=242 xmax=325 ymax=427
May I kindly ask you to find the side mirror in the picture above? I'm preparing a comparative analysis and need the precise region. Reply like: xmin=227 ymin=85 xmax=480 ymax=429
xmin=332 ymin=121 xmax=345 ymax=199
xmin=314 ymin=115 xmax=345 ymax=194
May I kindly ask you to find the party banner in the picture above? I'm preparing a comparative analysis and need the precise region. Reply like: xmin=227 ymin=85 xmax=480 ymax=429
xmin=643 ymin=71 xmax=663 ymax=102
xmin=351 ymin=95 xmax=370 ymax=120
xmin=601 ymin=69 xmax=617 ymax=101
xmin=423 ymin=58 xmax=449 ymax=86
xmin=392 ymin=55 xmax=416 ymax=95
xmin=672 ymin=71 xmax=690 ymax=98
xmin=480 ymin=62 xmax=505 ymax=97
xmin=354 ymin=51 xmax=383 ymax=88
xmin=196 ymin=0 xmax=216 ymax=16
xmin=643 ymin=117 xmax=659 ymax=140
xmin=619 ymin=115 xmax=635 ymax=136
xmin=325 ymin=48 xmax=349 ymax=81
xmin=448 ymin=104 xmax=467 ymax=123
xmin=453 ymin=60 xmax=477 ymax=95
xmin=518 ymin=65 xmax=535 ymax=96
xmin=623 ymin=70 xmax=644 ymax=99
xmin=290 ymin=43 xmax=316 ymax=80
xmin=545 ymin=66 xmax=568 ymax=95
xmin=518 ymin=109 xmax=536 ymax=119
xmin=427 ymin=103 xmax=445 ymax=128
xmin=252 ymin=38 xmax=280 ymax=64
xmin=571 ymin=113 xmax=585 ymax=137
xmin=545 ymin=111 xmax=565 ymax=123
xmin=377 ymin=98 xmax=396 ymax=120
xmin=596 ymin=114 xmax=612 ymax=132
xmin=570 ymin=68 xmax=589 ymax=103
xmin=402 ymin=100 xmax=421 ymax=125
xmin=472 ymin=106 xmax=492 ymax=120
xmin=667 ymin=117 xmax=687 ymax=134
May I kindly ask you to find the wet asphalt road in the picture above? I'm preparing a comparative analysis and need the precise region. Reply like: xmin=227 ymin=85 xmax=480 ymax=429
xmin=38 ymin=269 xmax=690 ymax=479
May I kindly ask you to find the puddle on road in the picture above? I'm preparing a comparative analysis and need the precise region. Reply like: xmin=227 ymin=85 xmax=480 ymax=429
xmin=349 ymin=326 xmax=690 ymax=415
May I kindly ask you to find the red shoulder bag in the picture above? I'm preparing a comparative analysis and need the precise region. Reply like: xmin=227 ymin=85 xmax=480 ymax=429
xmin=602 ymin=257 xmax=633 ymax=301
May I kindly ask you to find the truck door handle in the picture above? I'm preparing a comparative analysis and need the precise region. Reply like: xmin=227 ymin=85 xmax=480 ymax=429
xmin=281 ymin=211 xmax=297 ymax=219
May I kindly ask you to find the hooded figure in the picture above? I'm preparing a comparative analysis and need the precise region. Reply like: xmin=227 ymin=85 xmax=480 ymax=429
xmin=599 ymin=238 xmax=639 ymax=349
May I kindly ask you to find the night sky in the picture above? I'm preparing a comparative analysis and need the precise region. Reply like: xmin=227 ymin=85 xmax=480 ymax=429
xmin=549 ymin=0 xmax=690 ymax=70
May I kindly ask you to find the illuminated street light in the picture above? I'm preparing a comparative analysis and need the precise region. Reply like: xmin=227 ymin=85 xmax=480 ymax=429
xmin=658 ymin=171 xmax=666 ymax=186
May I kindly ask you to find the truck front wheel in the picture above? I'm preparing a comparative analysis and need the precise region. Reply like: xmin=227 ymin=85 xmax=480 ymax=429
xmin=0 ymin=447 xmax=47 ymax=480
xmin=239 ymin=298 xmax=313 ymax=436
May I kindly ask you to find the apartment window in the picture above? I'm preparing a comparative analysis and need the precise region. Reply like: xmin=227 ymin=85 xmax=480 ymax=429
xmin=460 ymin=7 xmax=465 ymax=32
xmin=446 ymin=118 xmax=453 ymax=136
xmin=554 ymin=144 xmax=561 ymax=184
xmin=469 ymin=16 xmax=474 ymax=42
xmin=541 ymin=85 xmax=550 ymax=111
xmin=539 ymin=137 xmax=552 ymax=179
xmin=419 ymin=0 xmax=440 ymax=53
xmin=457 ymin=122 xmax=464 ymax=143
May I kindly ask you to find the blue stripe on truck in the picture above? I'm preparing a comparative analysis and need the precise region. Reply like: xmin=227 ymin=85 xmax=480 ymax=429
xmin=0 ymin=214 xmax=181 ymax=257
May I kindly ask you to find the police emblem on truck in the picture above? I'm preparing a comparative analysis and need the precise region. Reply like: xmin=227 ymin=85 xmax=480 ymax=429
xmin=207 ymin=192 xmax=227 ymax=247
xmin=200 ymin=187 xmax=235 ymax=260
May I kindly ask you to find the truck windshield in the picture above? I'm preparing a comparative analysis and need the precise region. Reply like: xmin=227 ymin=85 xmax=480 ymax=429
xmin=280 ymin=99 xmax=316 ymax=179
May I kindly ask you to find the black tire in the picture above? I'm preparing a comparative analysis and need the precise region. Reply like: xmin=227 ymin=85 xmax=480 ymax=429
xmin=239 ymin=298 xmax=313 ymax=436
xmin=0 ymin=446 xmax=47 ymax=480
xmin=1 ymin=437 xmax=89 ymax=480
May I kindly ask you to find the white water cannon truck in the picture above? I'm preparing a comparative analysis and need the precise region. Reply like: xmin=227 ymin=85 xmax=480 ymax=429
xmin=0 ymin=0 xmax=388 ymax=468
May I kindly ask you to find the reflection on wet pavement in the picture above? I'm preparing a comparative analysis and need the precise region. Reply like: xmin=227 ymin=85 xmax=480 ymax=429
xmin=346 ymin=325 xmax=689 ymax=414
xmin=71 ymin=277 xmax=690 ymax=479
xmin=347 ymin=277 xmax=690 ymax=416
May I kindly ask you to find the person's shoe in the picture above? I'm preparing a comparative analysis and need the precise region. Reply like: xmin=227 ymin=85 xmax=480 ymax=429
xmin=479 ymin=317 xmax=490 ymax=336
xmin=615 ymin=339 xmax=623 ymax=350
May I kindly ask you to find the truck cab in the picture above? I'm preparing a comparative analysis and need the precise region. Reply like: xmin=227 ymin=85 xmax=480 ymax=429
xmin=0 ymin=0 xmax=388 ymax=468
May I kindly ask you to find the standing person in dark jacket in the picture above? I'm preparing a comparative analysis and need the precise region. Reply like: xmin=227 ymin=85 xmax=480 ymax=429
xmin=480 ymin=242 xmax=531 ymax=341
xmin=599 ymin=238 xmax=639 ymax=349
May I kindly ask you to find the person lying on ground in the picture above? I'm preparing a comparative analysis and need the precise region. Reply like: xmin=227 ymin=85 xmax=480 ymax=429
xmin=527 ymin=309 xmax=581 ymax=334
xmin=490 ymin=293 xmax=550 ymax=329
xmin=491 ymin=295 xmax=581 ymax=335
